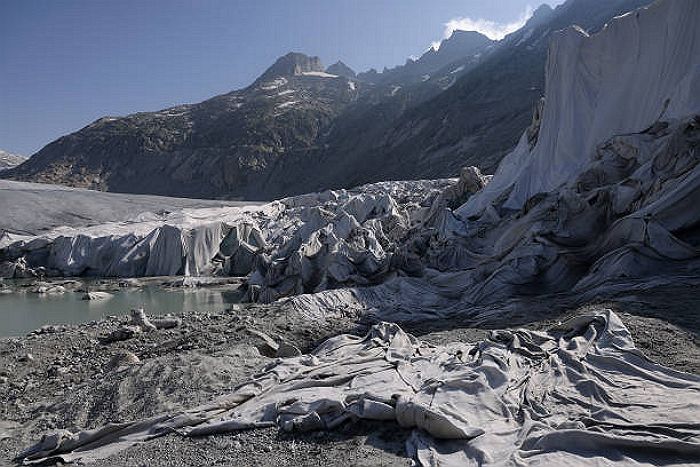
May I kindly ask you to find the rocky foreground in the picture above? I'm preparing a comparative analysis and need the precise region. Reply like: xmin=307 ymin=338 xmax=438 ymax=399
xmin=1 ymin=281 xmax=698 ymax=466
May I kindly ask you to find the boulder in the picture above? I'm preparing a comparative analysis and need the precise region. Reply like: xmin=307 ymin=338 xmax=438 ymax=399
xmin=82 ymin=291 xmax=112 ymax=301
xmin=129 ymin=308 xmax=157 ymax=332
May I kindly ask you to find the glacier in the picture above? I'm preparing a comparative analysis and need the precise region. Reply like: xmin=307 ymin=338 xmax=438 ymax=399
xmin=11 ymin=0 xmax=700 ymax=465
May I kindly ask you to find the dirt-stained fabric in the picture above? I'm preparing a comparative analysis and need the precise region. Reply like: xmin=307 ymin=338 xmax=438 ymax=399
xmin=18 ymin=310 xmax=700 ymax=466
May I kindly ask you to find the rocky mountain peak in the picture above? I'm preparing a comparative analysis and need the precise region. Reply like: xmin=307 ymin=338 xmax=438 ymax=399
xmin=415 ymin=30 xmax=493 ymax=70
xmin=442 ymin=30 xmax=492 ymax=49
xmin=524 ymin=3 xmax=555 ymax=29
xmin=326 ymin=61 xmax=356 ymax=78
xmin=258 ymin=52 xmax=324 ymax=81
xmin=0 ymin=150 xmax=27 ymax=171
xmin=533 ymin=3 xmax=554 ymax=17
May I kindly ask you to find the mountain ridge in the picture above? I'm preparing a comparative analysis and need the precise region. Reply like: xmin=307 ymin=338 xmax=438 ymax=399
xmin=310 ymin=0 xmax=655 ymax=193
xmin=357 ymin=29 xmax=494 ymax=86
xmin=2 ymin=0 xmax=656 ymax=200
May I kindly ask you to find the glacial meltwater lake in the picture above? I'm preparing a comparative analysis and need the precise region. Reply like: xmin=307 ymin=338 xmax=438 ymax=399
xmin=0 ymin=280 xmax=245 ymax=336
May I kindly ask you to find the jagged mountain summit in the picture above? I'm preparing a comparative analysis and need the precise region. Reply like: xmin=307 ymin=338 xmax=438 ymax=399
xmin=357 ymin=29 xmax=494 ymax=86
xmin=256 ymin=52 xmax=325 ymax=81
xmin=0 ymin=150 xmax=26 ymax=171
xmin=2 ymin=0 xmax=656 ymax=200
xmin=326 ymin=61 xmax=356 ymax=78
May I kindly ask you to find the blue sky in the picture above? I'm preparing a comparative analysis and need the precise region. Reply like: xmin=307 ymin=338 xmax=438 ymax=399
xmin=0 ymin=0 xmax=562 ymax=155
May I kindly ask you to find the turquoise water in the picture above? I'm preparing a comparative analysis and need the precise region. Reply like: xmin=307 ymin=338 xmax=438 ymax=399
xmin=0 ymin=286 xmax=244 ymax=336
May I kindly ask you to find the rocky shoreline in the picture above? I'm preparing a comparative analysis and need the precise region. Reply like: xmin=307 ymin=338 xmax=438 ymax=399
xmin=2 ymin=282 xmax=698 ymax=466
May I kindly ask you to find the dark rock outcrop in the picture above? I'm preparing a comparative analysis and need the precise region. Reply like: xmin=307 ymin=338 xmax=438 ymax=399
xmin=256 ymin=52 xmax=324 ymax=81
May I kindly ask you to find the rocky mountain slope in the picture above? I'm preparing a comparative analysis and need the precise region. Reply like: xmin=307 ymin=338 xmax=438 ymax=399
xmin=3 ymin=53 xmax=359 ymax=200
xmin=316 ymin=0 xmax=655 ymax=190
xmin=0 ymin=150 xmax=26 ymax=171
xmin=2 ymin=0 xmax=654 ymax=200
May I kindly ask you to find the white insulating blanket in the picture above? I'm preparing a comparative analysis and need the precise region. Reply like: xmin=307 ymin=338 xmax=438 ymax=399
xmin=19 ymin=310 xmax=700 ymax=465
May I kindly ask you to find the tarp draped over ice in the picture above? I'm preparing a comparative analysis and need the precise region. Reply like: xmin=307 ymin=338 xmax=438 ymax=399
xmin=3 ymin=222 xmax=231 ymax=278
xmin=18 ymin=310 xmax=700 ymax=466
xmin=0 ymin=180 xmax=451 ymax=286
xmin=282 ymin=117 xmax=700 ymax=321
xmin=2 ymin=117 xmax=698 ymax=318
xmin=246 ymin=184 xmax=445 ymax=303
xmin=461 ymin=0 xmax=700 ymax=216
xmin=268 ymin=0 xmax=700 ymax=316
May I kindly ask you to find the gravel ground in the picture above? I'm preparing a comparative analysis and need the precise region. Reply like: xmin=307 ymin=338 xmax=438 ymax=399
xmin=1 ymin=284 xmax=698 ymax=466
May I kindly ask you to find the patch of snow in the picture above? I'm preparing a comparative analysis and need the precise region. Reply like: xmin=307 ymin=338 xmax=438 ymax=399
xmin=301 ymin=71 xmax=338 ymax=78
xmin=277 ymin=89 xmax=295 ymax=96
xmin=260 ymin=77 xmax=288 ymax=91
xmin=449 ymin=65 xmax=465 ymax=74
xmin=276 ymin=100 xmax=298 ymax=109
xmin=0 ymin=150 xmax=26 ymax=171
xmin=348 ymin=81 xmax=356 ymax=91
xmin=421 ymin=74 xmax=430 ymax=82
xmin=390 ymin=86 xmax=401 ymax=96
xmin=440 ymin=78 xmax=456 ymax=90
xmin=156 ymin=107 xmax=189 ymax=118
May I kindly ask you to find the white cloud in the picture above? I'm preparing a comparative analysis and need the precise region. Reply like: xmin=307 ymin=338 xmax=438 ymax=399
xmin=434 ymin=5 xmax=534 ymax=48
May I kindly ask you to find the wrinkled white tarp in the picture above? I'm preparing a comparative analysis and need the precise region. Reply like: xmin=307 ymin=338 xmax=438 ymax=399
xmin=18 ymin=310 xmax=700 ymax=466
xmin=461 ymin=0 xmax=700 ymax=216
xmin=282 ymin=114 xmax=700 ymax=322
xmin=0 ymin=179 xmax=450 ymax=287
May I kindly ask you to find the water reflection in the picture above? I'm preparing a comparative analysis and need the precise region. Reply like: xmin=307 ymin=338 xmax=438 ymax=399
xmin=0 ymin=285 xmax=244 ymax=336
